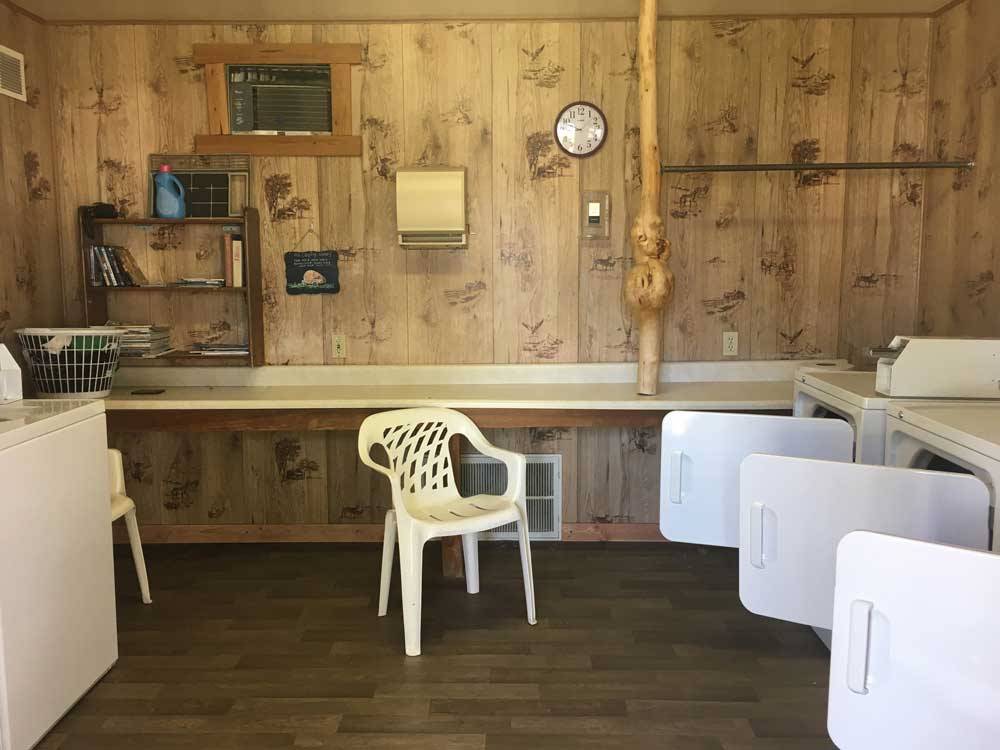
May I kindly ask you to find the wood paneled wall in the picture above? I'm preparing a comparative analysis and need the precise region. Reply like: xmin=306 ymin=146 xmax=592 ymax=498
xmin=921 ymin=0 xmax=1000 ymax=337
xmin=47 ymin=17 xmax=940 ymax=367
xmin=21 ymin=11 xmax=993 ymax=529
xmin=0 ymin=4 xmax=63 ymax=381
xmin=40 ymin=15 xmax=945 ymax=528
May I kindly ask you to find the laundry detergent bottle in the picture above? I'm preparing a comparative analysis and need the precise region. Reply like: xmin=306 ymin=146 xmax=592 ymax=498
xmin=154 ymin=164 xmax=186 ymax=219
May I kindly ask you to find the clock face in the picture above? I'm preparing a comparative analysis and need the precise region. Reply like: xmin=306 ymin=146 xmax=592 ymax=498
xmin=555 ymin=101 xmax=607 ymax=157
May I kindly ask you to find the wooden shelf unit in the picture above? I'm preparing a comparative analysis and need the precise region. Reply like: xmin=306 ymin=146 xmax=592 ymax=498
xmin=88 ymin=285 xmax=250 ymax=294
xmin=121 ymin=351 xmax=251 ymax=367
xmin=79 ymin=207 xmax=264 ymax=367
xmin=92 ymin=217 xmax=242 ymax=225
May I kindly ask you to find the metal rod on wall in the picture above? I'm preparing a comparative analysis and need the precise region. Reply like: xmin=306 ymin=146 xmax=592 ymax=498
xmin=660 ymin=160 xmax=974 ymax=174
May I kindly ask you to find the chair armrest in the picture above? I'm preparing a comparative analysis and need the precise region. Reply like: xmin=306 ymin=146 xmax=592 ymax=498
xmin=463 ymin=434 xmax=526 ymax=502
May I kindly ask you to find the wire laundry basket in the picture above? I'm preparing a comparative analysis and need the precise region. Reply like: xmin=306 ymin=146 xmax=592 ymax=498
xmin=16 ymin=328 xmax=122 ymax=398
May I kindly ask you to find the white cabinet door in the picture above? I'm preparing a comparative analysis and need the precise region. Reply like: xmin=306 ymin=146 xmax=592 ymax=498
xmin=828 ymin=532 xmax=1000 ymax=750
xmin=660 ymin=412 xmax=854 ymax=547
xmin=739 ymin=456 xmax=990 ymax=631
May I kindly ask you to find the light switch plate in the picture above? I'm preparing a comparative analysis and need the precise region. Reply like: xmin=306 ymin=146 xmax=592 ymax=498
xmin=332 ymin=334 xmax=347 ymax=359
xmin=581 ymin=190 xmax=610 ymax=240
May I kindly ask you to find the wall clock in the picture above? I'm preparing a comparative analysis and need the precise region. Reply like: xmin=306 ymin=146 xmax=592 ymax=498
xmin=554 ymin=101 xmax=607 ymax=157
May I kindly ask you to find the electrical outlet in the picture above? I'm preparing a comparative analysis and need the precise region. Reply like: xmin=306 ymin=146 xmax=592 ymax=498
xmin=332 ymin=334 xmax=347 ymax=359
xmin=723 ymin=331 xmax=739 ymax=357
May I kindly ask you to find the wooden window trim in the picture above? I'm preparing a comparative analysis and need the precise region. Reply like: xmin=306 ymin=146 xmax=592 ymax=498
xmin=195 ymin=44 xmax=361 ymax=156
xmin=192 ymin=43 xmax=362 ymax=66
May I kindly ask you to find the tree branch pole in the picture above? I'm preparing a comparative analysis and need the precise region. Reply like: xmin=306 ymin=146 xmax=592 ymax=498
xmin=624 ymin=0 xmax=673 ymax=395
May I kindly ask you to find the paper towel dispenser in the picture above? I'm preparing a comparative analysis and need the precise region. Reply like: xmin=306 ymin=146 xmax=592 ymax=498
xmin=396 ymin=167 xmax=467 ymax=248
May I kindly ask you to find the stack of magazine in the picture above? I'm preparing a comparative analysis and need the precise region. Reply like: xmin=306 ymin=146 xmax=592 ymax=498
xmin=172 ymin=277 xmax=225 ymax=288
xmin=110 ymin=323 xmax=173 ymax=358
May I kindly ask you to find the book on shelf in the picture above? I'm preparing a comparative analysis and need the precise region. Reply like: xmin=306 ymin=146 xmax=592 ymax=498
xmin=223 ymin=233 xmax=233 ymax=287
xmin=222 ymin=231 xmax=244 ymax=287
xmin=232 ymin=234 xmax=244 ymax=288
xmin=88 ymin=245 xmax=147 ymax=287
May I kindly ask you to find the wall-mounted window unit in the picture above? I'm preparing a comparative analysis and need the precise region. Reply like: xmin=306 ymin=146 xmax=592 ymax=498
xmin=193 ymin=43 xmax=362 ymax=157
xmin=0 ymin=44 xmax=27 ymax=102
xmin=228 ymin=64 xmax=332 ymax=135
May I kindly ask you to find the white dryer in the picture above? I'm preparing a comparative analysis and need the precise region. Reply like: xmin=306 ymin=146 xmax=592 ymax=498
xmin=793 ymin=370 xmax=889 ymax=464
xmin=885 ymin=401 xmax=1000 ymax=552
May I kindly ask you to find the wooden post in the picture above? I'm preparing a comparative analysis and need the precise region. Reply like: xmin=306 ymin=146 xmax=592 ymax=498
xmin=441 ymin=435 xmax=465 ymax=578
xmin=624 ymin=0 xmax=673 ymax=395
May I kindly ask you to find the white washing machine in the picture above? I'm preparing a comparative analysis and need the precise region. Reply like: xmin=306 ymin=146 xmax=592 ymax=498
xmin=886 ymin=401 xmax=1000 ymax=552
xmin=793 ymin=370 xmax=889 ymax=464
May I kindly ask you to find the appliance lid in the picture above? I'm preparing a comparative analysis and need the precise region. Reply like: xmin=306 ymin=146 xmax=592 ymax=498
xmin=797 ymin=370 xmax=889 ymax=411
xmin=888 ymin=401 xmax=1000 ymax=462
xmin=0 ymin=399 xmax=105 ymax=452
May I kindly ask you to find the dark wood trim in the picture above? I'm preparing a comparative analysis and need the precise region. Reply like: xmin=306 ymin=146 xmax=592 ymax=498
xmin=114 ymin=523 xmax=385 ymax=544
xmin=105 ymin=407 xmax=792 ymax=432
xmin=0 ymin=0 xmax=45 ymax=24
xmin=204 ymin=63 xmax=230 ymax=135
xmin=122 ymin=353 xmax=250 ymax=367
xmin=562 ymin=523 xmax=665 ymax=542
xmin=331 ymin=63 xmax=353 ymax=136
xmin=464 ymin=408 xmax=671 ymax=428
xmin=243 ymin=207 xmax=265 ymax=367
xmin=192 ymin=43 xmax=363 ymax=65
xmin=45 ymin=13 xmax=943 ymax=27
xmin=107 ymin=408 xmax=383 ymax=432
xmin=932 ymin=0 xmax=968 ymax=17
xmin=195 ymin=134 xmax=363 ymax=157
xmin=106 ymin=407 xmax=677 ymax=432
xmin=113 ymin=523 xmax=665 ymax=544
xmin=94 ymin=217 xmax=243 ymax=225
xmin=80 ymin=207 xmax=108 ymax=327
xmin=441 ymin=435 xmax=466 ymax=578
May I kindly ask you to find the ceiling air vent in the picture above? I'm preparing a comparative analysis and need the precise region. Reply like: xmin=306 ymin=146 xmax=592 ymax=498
xmin=0 ymin=44 xmax=27 ymax=102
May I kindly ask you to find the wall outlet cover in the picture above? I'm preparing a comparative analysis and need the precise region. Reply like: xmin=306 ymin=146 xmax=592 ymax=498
xmin=723 ymin=331 xmax=739 ymax=357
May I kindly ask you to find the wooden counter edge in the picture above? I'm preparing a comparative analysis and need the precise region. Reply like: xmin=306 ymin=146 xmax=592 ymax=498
xmin=113 ymin=523 xmax=666 ymax=544
xmin=105 ymin=406 xmax=787 ymax=432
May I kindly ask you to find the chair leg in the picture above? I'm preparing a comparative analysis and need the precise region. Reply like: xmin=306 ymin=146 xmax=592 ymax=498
xmin=378 ymin=509 xmax=397 ymax=617
xmin=462 ymin=532 xmax=479 ymax=594
xmin=124 ymin=508 xmax=152 ymax=605
xmin=397 ymin=527 xmax=425 ymax=656
xmin=516 ymin=512 xmax=536 ymax=625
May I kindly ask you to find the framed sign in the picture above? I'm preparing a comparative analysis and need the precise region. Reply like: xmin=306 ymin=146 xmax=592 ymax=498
xmin=284 ymin=250 xmax=340 ymax=295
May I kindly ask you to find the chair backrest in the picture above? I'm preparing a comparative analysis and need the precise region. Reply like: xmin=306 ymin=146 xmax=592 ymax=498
xmin=108 ymin=448 xmax=126 ymax=497
xmin=358 ymin=407 xmax=484 ymax=514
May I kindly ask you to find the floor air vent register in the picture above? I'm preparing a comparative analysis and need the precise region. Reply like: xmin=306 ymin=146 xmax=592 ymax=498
xmin=460 ymin=454 xmax=562 ymax=541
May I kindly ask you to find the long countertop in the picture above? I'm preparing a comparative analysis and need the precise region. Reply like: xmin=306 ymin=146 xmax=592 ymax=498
xmin=105 ymin=380 xmax=797 ymax=411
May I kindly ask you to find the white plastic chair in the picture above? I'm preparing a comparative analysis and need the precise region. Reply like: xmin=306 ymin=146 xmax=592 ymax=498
xmin=108 ymin=449 xmax=152 ymax=604
xmin=358 ymin=407 xmax=536 ymax=656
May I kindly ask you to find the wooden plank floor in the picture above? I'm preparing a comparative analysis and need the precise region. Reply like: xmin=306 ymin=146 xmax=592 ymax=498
xmin=43 ymin=542 xmax=836 ymax=750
